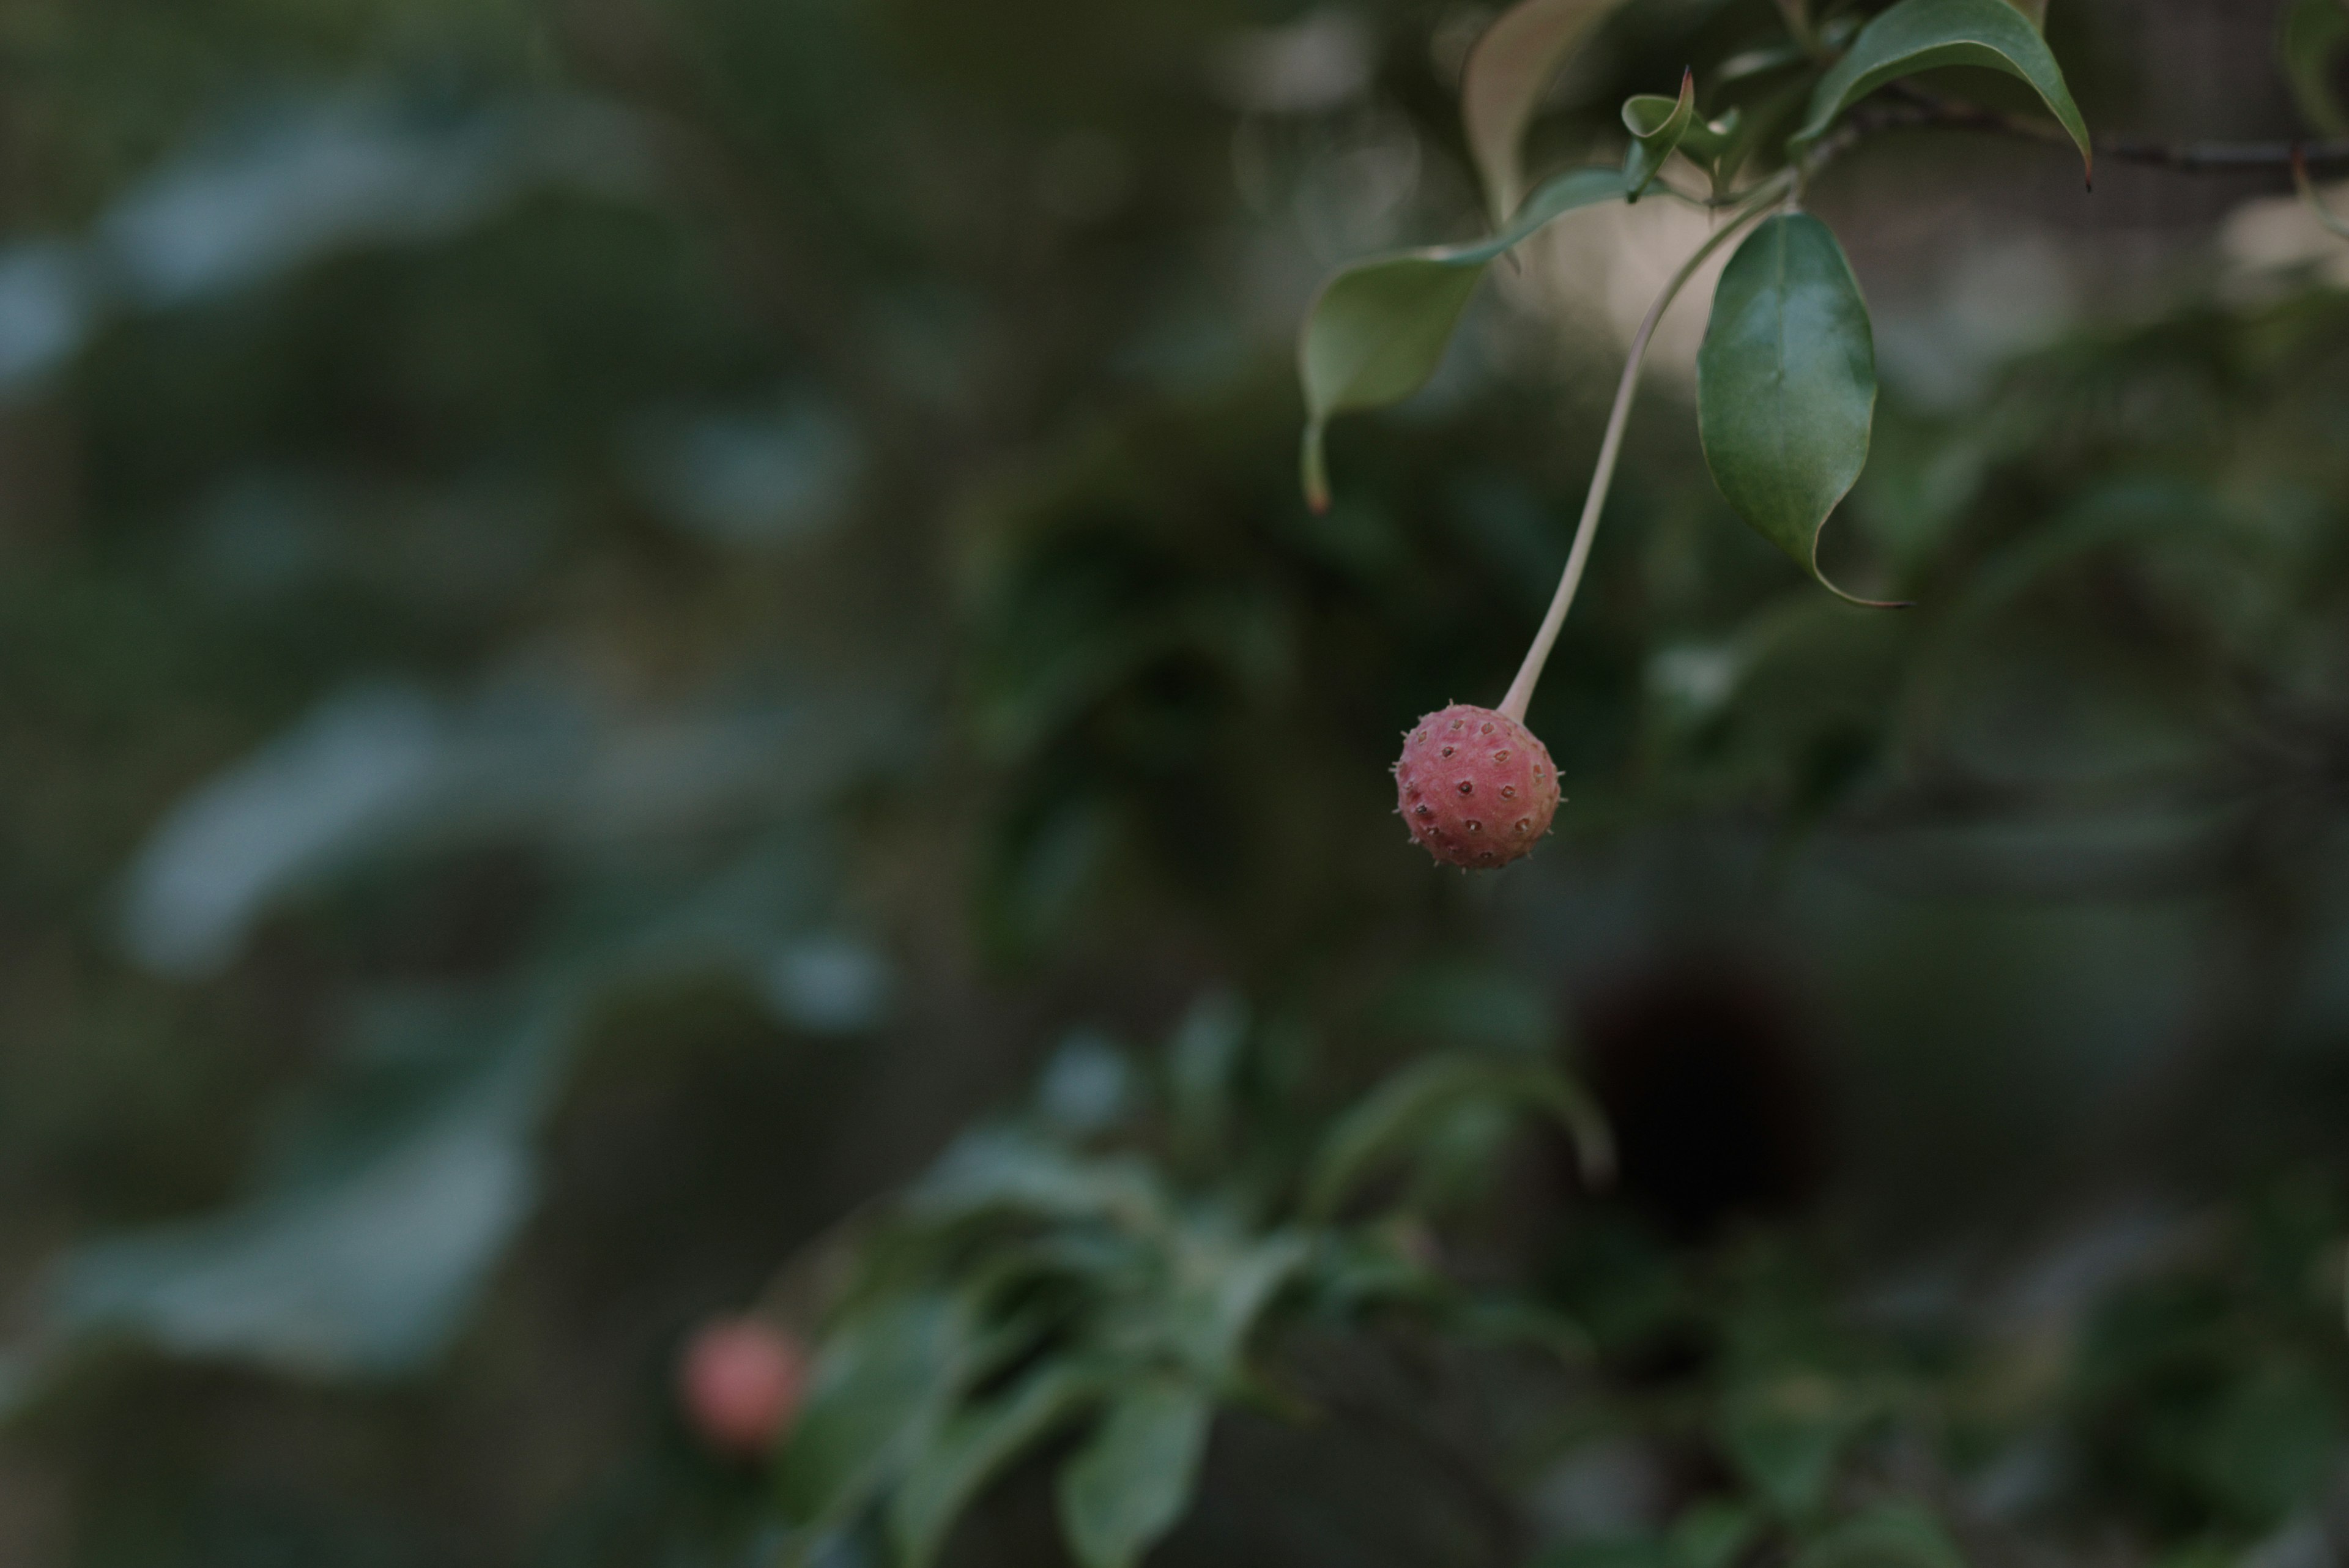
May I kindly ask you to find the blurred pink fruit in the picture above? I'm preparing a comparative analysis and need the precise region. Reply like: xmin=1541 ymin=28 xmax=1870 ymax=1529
xmin=678 ymin=1315 xmax=807 ymax=1458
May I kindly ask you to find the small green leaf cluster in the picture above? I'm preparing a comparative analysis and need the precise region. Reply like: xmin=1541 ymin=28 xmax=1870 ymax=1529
xmin=758 ymin=1000 xmax=2349 ymax=1568
xmin=1530 ymin=1184 xmax=2349 ymax=1568
xmin=1299 ymin=0 xmax=2095 ymax=602
xmin=768 ymin=999 xmax=1606 ymax=1567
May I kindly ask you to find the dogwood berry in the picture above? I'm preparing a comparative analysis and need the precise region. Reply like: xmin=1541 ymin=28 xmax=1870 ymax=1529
xmin=1392 ymin=704 xmax=1560 ymax=869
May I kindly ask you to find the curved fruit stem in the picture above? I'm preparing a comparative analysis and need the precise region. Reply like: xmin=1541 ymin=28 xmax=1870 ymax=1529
xmin=1496 ymin=171 xmax=1792 ymax=725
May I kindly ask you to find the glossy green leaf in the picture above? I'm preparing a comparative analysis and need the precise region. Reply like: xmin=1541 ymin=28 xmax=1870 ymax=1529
xmin=777 ymin=1293 xmax=970 ymax=1528
xmin=889 ymin=1359 xmax=1106 ymax=1568
xmin=1696 ymin=213 xmax=1887 ymax=605
xmin=1790 ymin=0 xmax=2091 ymax=183
xmin=1461 ymin=0 xmax=1624 ymax=219
xmin=1302 ymin=1053 xmax=1612 ymax=1219
xmin=1789 ymin=1506 xmax=1967 ymax=1568
xmin=2283 ymin=0 xmax=2349 ymax=135
xmin=1056 ymin=1377 xmax=1213 ymax=1568
xmin=2003 ymin=0 xmax=2048 ymax=27
xmin=1622 ymin=71 xmax=1696 ymax=199
xmin=1298 ymin=166 xmax=1624 ymax=509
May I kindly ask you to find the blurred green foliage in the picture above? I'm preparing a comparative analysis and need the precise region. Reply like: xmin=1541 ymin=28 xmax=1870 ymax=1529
xmin=0 ymin=0 xmax=2347 ymax=1565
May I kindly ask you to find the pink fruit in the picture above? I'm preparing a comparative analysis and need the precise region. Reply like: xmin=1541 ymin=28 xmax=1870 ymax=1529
xmin=678 ymin=1315 xmax=808 ymax=1458
xmin=1393 ymin=704 xmax=1560 ymax=869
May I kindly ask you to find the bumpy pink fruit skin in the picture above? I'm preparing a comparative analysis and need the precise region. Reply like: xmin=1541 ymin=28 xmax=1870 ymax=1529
xmin=679 ymin=1316 xmax=808 ymax=1458
xmin=1393 ymin=704 xmax=1560 ymax=869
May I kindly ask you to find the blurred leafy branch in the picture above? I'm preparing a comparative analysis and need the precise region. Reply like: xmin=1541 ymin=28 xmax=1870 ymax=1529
xmin=765 ymin=998 xmax=1604 ymax=1568
xmin=743 ymin=1003 xmax=2349 ymax=1568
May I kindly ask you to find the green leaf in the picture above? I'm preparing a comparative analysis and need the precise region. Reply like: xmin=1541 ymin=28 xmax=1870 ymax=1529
xmin=908 ymin=1126 xmax=1167 ymax=1231
xmin=1302 ymin=1227 xmax=1449 ymax=1314
xmin=888 ymin=1359 xmax=1107 ymax=1568
xmin=1674 ymin=107 xmax=1746 ymax=187
xmin=1167 ymin=1228 xmax=1312 ymax=1384
xmin=777 ymin=1293 xmax=971 ymax=1528
xmin=1297 ymin=166 xmax=1624 ymax=509
xmin=2283 ymin=0 xmax=2349 ymax=135
xmin=1622 ymin=71 xmax=1696 ymax=199
xmin=1789 ymin=0 xmax=2091 ymax=184
xmin=1788 ymin=1506 xmax=1967 ymax=1568
xmin=1167 ymin=990 xmax=1249 ymax=1172
xmin=1302 ymin=1053 xmax=1612 ymax=1220
xmin=1696 ymin=213 xmax=1889 ymax=606
xmin=1720 ymin=1372 xmax=1865 ymax=1519
xmin=1444 ymin=1295 xmax=1590 ymax=1363
xmin=1461 ymin=0 xmax=1625 ymax=220
xmin=2199 ymin=1362 xmax=2342 ymax=1523
xmin=1671 ymin=1502 xmax=1764 ymax=1568
xmin=1056 ymin=1377 xmax=1214 ymax=1568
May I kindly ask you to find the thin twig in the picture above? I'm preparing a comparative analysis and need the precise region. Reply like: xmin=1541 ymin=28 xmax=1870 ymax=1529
xmin=1878 ymin=85 xmax=2349 ymax=173
xmin=2103 ymin=134 xmax=2349 ymax=173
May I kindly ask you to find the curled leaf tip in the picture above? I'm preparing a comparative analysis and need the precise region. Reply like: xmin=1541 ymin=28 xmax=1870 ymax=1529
xmin=1817 ymin=562 xmax=1914 ymax=610
xmin=1814 ymin=522 xmax=1912 ymax=608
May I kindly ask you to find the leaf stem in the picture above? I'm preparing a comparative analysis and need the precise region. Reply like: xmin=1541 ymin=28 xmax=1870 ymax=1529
xmin=1495 ymin=173 xmax=1791 ymax=724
